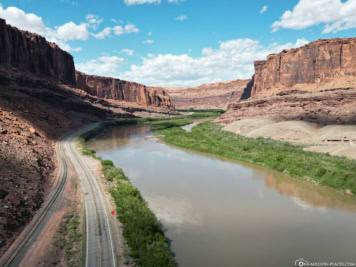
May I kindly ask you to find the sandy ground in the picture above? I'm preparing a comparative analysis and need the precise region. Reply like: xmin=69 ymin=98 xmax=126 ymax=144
xmin=81 ymin=152 xmax=131 ymax=267
xmin=223 ymin=118 xmax=356 ymax=160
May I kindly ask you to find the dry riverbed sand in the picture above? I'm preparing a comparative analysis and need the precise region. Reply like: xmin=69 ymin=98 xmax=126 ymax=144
xmin=223 ymin=118 xmax=356 ymax=160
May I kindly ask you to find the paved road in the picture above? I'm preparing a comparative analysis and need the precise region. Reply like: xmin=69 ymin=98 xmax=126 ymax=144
xmin=63 ymin=125 xmax=116 ymax=267
xmin=0 ymin=124 xmax=116 ymax=267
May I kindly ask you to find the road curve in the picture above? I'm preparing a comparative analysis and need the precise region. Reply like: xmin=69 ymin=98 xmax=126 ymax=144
xmin=63 ymin=124 xmax=116 ymax=267
xmin=0 ymin=124 xmax=116 ymax=267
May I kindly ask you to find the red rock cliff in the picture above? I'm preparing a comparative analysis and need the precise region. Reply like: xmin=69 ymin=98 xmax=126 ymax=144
xmin=0 ymin=19 xmax=75 ymax=84
xmin=243 ymin=38 xmax=356 ymax=98
xmin=75 ymin=71 xmax=174 ymax=110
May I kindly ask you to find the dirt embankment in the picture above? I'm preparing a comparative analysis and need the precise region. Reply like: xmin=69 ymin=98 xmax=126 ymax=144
xmin=223 ymin=118 xmax=356 ymax=160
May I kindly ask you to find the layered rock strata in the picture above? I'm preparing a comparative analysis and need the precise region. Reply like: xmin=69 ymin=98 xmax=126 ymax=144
xmin=0 ymin=19 xmax=75 ymax=84
xmin=242 ymin=38 xmax=356 ymax=99
xmin=75 ymin=71 xmax=174 ymax=110
xmin=163 ymin=79 xmax=249 ymax=110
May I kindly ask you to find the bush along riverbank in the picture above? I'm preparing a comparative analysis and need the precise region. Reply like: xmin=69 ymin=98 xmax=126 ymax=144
xmin=154 ymin=121 xmax=356 ymax=195
xmin=78 ymin=120 xmax=177 ymax=266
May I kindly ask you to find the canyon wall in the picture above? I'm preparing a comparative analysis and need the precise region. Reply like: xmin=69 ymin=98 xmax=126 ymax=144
xmin=75 ymin=71 xmax=174 ymax=110
xmin=0 ymin=19 xmax=75 ymax=84
xmin=163 ymin=79 xmax=249 ymax=110
xmin=243 ymin=38 xmax=356 ymax=99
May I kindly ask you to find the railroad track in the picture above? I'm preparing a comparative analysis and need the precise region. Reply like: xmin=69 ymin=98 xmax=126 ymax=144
xmin=0 ymin=136 xmax=69 ymax=267
xmin=0 ymin=124 xmax=116 ymax=267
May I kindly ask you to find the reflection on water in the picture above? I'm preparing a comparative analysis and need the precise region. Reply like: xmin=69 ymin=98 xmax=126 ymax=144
xmin=88 ymin=124 xmax=356 ymax=267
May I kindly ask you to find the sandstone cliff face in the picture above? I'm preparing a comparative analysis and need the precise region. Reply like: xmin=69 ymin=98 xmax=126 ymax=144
xmin=163 ymin=79 xmax=249 ymax=110
xmin=244 ymin=38 xmax=356 ymax=98
xmin=75 ymin=71 xmax=174 ymax=110
xmin=0 ymin=19 xmax=75 ymax=84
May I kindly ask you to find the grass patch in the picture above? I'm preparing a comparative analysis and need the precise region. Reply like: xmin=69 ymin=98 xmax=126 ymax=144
xmin=55 ymin=210 xmax=83 ymax=267
xmin=78 ymin=122 xmax=176 ymax=267
xmin=150 ymin=119 xmax=192 ymax=131
xmin=155 ymin=121 xmax=356 ymax=195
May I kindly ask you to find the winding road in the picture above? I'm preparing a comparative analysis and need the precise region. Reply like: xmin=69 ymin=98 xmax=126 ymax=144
xmin=0 ymin=124 xmax=116 ymax=267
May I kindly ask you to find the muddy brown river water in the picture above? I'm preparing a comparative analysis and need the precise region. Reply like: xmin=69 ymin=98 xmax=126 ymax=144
xmin=88 ymin=124 xmax=356 ymax=267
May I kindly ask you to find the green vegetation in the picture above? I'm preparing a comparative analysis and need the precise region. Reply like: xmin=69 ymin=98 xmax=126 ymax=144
xmin=178 ymin=108 xmax=225 ymax=119
xmin=78 ymin=125 xmax=176 ymax=267
xmin=150 ymin=119 xmax=192 ymax=131
xmin=155 ymin=121 xmax=356 ymax=195
xmin=55 ymin=210 xmax=84 ymax=267
xmin=178 ymin=108 xmax=225 ymax=114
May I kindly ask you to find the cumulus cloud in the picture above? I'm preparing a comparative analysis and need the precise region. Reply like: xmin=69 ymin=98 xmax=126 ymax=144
xmin=260 ymin=5 xmax=268 ymax=14
xmin=124 ymin=0 xmax=161 ymax=5
xmin=143 ymin=39 xmax=154 ymax=44
xmin=175 ymin=15 xmax=188 ymax=21
xmin=112 ymin=24 xmax=139 ymax=36
xmin=92 ymin=27 xmax=111 ymax=39
xmin=86 ymin=14 xmax=103 ymax=30
xmin=121 ymin=48 xmax=134 ymax=56
xmin=0 ymin=5 xmax=86 ymax=51
xmin=75 ymin=56 xmax=125 ymax=76
xmin=120 ymin=38 xmax=309 ymax=86
xmin=272 ymin=0 xmax=356 ymax=33
xmin=124 ymin=24 xmax=139 ymax=33
xmin=124 ymin=0 xmax=184 ymax=5
xmin=56 ymin=21 xmax=89 ymax=40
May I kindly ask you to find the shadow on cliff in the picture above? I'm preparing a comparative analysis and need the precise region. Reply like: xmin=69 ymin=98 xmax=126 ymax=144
xmin=0 ymin=72 xmax=131 ymax=141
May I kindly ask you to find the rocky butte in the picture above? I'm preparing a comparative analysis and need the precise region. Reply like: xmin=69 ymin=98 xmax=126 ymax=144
xmin=219 ymin=37 xmax=356 ymax=125
xmin=0 ymin=18 xmax=75 ymax=83
xmin=241 ymin=38 xmax=356 ymax=99
xmin=162 ymin=79 xmax=249 ymax=110
xmin=75 ymin=71 xmax=173 ymax=109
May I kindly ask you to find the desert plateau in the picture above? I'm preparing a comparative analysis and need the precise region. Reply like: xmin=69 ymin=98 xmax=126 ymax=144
xmin=0 ymin=1 xmax=356 ymax=267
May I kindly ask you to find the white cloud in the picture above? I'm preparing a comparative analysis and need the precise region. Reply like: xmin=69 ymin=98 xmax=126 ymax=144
xmin=260 ymin=5 xmax=268 ymax=14
xmin=120 ymin=38 xmax=309 ymax=86
xmin=121 ymin=48 xmax=134 ymax=56
xmin=86 ymin=14 xmax=103 ymax=30
xmin=124 ymin=0 xmax=183 ymax=5
xmin=112 ymin=24 xmax=139 ymax=36
xmin=75 ymin=56 xmax=125 ymax=76
xmin=113 ymin=25 xmax=124 ymax=36
xmin=124 ymin=0 xmax=161 ymax=5
xmin=0 ymin=5 xmax=84 ymax=51
xmin=124 ymin=24 xmax=139 ymax=33
xmin=92 ymin=27 xmax=111 ymax=39
xmin=143 ymin=39 xmax=154 ymax=44
xmin=175 ymin=15 xmax=188 ymax=21
xmin=148 ymin=31 xmax=152 ymax=36
xmin=272 ymin=0 xmax=356 ymax=33
xmin=0 ymin=5 xmax=48 ymax=34
xmin=55 ymin=21 xmax=89 ymax=40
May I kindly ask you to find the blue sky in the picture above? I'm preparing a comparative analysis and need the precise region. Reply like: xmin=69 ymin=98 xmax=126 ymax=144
xmin=1 ymin=0 xmax=356 ymax=86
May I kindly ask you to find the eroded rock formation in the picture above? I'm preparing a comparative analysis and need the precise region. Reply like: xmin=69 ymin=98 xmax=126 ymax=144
xmin=163 ymin=79 xmax=249 ymax=110
xmin=0 ymin=19 xmax=75 ymax=84
xmin=218 ymin=88 xmax=356 ymax=125
xmin=75 ymin=71 xmax=174 ymax=110
xmin=243 ymin=38 xmax=356 ymax=98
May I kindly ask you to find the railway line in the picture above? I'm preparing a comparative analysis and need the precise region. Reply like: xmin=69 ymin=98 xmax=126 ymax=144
xmin=0 ymin=124 xmax=116 ymax=267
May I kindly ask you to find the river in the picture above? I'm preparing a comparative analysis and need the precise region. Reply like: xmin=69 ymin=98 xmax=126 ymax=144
xmin=87 ymin=123 xmax=356 ymax=267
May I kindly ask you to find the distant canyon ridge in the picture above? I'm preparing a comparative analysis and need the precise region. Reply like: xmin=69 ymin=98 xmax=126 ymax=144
xmin=218 ymin=37 xmax=356 ymax=126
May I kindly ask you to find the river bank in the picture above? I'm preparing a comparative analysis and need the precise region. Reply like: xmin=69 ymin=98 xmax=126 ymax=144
xmin=154 ymin=121 xmax=356 ymax=196
xmin=87 ymin=122 xmax=356 ymax=267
